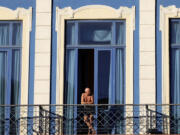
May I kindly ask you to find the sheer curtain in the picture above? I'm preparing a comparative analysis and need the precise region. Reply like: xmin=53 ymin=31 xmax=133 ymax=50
xmin=65 ymin=49 xmax=76 ymax=134
xmin=0 ymin=24 xmax=9 ymax=46
xmin=171 ymin=49 xmax=180 ymax=133
xmin=171 ymin=21 xmax=180 ymax=44
xmin=116 ymin=22 xmax=125 ymax=45
xmin=115 ymin=49 xmax=124 ymax=134
xmin=66 ymin=23 xmax=75 ymax=45
xmin=93 ymin=30 xmax=112 ymax=42
xmin=115 ymin=49 xmax=124 ymax=104
xmin=12 ymin=23 xmax=22 ymax=46
xmin=11 ymin=50 xmax=20 ymax=105
xmin=0 ymin=52 xmax=6 ymax=134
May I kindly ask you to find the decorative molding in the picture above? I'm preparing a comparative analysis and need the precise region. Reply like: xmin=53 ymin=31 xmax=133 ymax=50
xmin=0 ymin=7 xmax=32 ymax=31
xmin=160 ymin=5 xmax=180 ymax=31
xmin=16 ymin=7 xmax=32 ymax=31
xmin=56 ymin=5 xmax=135 ymax=31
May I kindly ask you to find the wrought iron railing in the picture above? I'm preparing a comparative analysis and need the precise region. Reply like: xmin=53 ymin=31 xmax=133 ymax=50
xmin=0 ymin=104 xmax=180 ymax=134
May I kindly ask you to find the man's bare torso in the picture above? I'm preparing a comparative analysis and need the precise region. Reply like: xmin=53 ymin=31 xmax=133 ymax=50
xmin=81 ymin=93 xmax=94 ymax=104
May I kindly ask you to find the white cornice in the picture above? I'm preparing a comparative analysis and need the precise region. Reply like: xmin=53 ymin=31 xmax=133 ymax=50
xmin=56 ymin=5 xmax=135 ymax=31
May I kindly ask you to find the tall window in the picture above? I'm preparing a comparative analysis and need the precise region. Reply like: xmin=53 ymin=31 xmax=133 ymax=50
xmin=0 ymin=21 xmax=22 ymax=134
xmin=64 ymin=20 xmax=125 ymax=134
xmin=170 ymin=19 xmax=180 ymax=133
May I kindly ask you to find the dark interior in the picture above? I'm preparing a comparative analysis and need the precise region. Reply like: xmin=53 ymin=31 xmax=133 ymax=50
xmin=77 ymin=49 xmax=94 ymax=104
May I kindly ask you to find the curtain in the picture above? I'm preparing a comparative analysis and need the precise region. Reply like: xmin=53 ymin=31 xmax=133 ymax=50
xmin=171 ymin=21 xmax=180 ymax=44
xmin=10 ymin=50 xmax=20 ymax=134
xmin=0 ymin=24 xmax=9 ymax=46
xmin=115 ymin=49 xmax=124 ymax=134
xmin=116 ymin=22 xmax=125 ymax=45
xmin=66 ymin=23 xmax=75 ymax=45
xmin=93 ymin=30 xmax=111 ymax=42
xmin=170 ymin=49 xmax=180 ymax=133
xmin=12 ymin=23 xmax=22 ymax=46
xmin=11 ymin=50 xmax=20 ymax=105
xmin=0 ymin=52 xmax=6 ymax=134
xmin=65 ymin=49 xmax=76 ymax=134
xmin=115 ymin=49 xmax=124 ymax=104
xmin=79 ymin=23 xmax=112 ymax=44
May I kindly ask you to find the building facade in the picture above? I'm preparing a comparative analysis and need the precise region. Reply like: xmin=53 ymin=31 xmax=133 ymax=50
xmin=0 ymin=0 xmax=180 ymax=134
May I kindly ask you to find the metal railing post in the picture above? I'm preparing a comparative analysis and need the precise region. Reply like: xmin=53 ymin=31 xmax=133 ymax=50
xmin=39 ymin=105 xmax=43 ymax=134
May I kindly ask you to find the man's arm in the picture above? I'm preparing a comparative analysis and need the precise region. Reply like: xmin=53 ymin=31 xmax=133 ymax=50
xmin=86 ymin=95 xmax=94 ymax=104
xmin=81 ymin=93 xmax=85 ymax=104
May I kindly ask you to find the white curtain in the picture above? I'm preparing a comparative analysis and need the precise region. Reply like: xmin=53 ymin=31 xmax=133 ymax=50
xmin=12 ymin=23 xmax=21 ymax=46
xmin=115 ymin=49 xmax=124 ymax=134
xmin=171 ymin=21 xmax=180 ymax=44
xmin=65 ymin=49 xmax=76 ymax=134
xmin=93 ymin=30 xmax=112 ymax=42
xmin=171 ymin=49 xmax=180 ymax=133
xmin=11 ymin=50 xmax=20 ymax=105
xmin=116 ymin=22 xmax=125 ymax=45
xmin=66 ymin=23 xmax=75 ymax=45
xmin=0 ymin=24 xmax=9 ymax=46
xmin=0 ymin=52 xmax=6 ymax=134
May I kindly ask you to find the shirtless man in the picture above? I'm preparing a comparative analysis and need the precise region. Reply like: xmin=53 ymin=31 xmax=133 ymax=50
xmin=81 ymin=87 xmax=96 ymax=135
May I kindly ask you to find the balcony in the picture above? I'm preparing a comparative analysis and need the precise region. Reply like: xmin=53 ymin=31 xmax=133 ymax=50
xmin=0 ymin=104 xmax=180 ymax=134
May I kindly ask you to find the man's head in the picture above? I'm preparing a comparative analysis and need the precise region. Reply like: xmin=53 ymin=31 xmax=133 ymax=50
xmin=85 ymin=87 xmax=91 ymax=96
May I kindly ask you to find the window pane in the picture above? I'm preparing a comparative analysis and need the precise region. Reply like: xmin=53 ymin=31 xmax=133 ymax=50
xmin=0 ymin=52 xmax=6 ymax=135
xmin=170 ymin=21 xmax=180 ymax=44
xmin=65 ymin=49 xmax=76 ymax=104
xmin=0 ymin=24 xmax=9 ymax=46
xmin=115 ymin=49 xmax=124 ymax=104
xmin=0 ymin=52 xmax=6 ymax=105
xmin=11 ymin=50 xmax=21 ymax=105
xmin=98 ymin=50 xmax=111 ymax=104
xmin=12 ymin=23 xmax=22 ymax=46
xmin=66 ymin=23 xmax=75 ymax=45
xmin=170 ymin=48 xmax=180 ymax=133
xmin=79 ymin=22 xmax=112 ymax=45
xmin=116 ymin=22 xmax=125 ymax=45
xmin=64 ymin=49 xmax=76 ymax=134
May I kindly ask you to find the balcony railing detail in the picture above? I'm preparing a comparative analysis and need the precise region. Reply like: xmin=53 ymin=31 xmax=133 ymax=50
xmin=0 ymin=104 xmax=180 ymax=134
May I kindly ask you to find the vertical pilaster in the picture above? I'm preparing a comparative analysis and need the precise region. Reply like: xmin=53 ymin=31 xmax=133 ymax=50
xmin=34 ymin=0 xmax=52 ymax=104
xmin=140 ymin=0 xmax=156 ymax=104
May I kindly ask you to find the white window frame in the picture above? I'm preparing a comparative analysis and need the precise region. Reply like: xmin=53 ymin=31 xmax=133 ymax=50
xmin=160 ymin=5 xmax=180 ymax=104
xmin=56 ymin=5 xmax=135 ymax=134
xmin=0 ymin=7 xmax=32 ymax=105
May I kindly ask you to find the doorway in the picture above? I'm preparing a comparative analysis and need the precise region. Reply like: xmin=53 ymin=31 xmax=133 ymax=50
xmin=77 ymin=49 xmax=94 ymax=104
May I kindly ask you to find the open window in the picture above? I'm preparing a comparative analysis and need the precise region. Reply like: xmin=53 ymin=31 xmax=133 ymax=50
xmin=56 ymin=5 xmax=135 ymax=134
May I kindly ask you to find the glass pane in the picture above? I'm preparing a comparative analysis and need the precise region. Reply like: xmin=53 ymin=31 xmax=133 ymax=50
xmin=0 ymin=52 xmax=6 ymax=134
xmin=0 ymin=24 xmax=9 ymax=46
xmin=65 ymin=49 xmax=76 ymax=104
xmin=64 ymin=49 xmax=76 ymax=134
xmin=12 ymin=23 xmax=22 ymax=46
xmin=66 ymin=23 xmax=75 ymax=45
xmin=0 ymin=52 xmax=6 ymax=105
xmin=170 ymin=21 xmax=180 ymax=44
xmin=115 ymin=49 xmax=125 ymax=104
xmin=116 ymin=22 xmax=125 ymax=45
xmin=79 ymin=22 xmax=112 ymax=45
xmin=11 ymin=50 xmax=20 ymax=105
xmin=98 ymin=50 xmax=111 ymax=104
xmin=170 ymin=48 xmax=180 ymax=133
